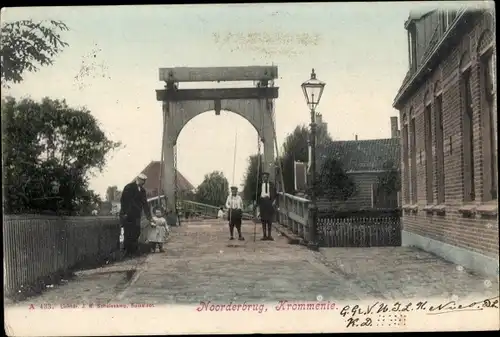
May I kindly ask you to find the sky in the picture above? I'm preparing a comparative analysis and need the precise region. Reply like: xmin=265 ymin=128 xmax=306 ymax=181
xmin=2 ymin=2 xmax=477 ymax=197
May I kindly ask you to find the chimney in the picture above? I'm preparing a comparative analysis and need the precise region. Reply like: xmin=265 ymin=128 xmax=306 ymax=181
xmin=316 ymin=113 xmax=322 ymax=124
xmin=390 ymin=116 xmax=399 ymax=138
xmin=355 ymin=134 xmax=358 ymax=141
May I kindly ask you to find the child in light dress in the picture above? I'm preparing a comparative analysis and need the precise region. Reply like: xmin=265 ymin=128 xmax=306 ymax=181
xmin=217 ymin=207 xmax=225 ymax=220
xmin=147 ymin=207 xmax=170 ymax=253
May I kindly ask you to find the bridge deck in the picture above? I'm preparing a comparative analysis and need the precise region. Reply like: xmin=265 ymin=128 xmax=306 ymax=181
xmin=7 ymin=219 xmax=498 ymax=309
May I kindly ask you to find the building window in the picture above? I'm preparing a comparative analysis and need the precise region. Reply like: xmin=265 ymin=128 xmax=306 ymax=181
xmin=424 ymin=104 xmax=433 ymax=204
xmin=410 ymin=117 xmax=417 ymax=204
xmin=480 ymin=51 xmax=497 ymax=201
xmin=461 ymin=69 xmax=475 ymax=202
xmin=434 ymin=94 xmax=445 ymax=204
xmin=402 ymin=121 xmax=410 ymax=204
xmin=408 ymin=25 xmax=417 ymax=72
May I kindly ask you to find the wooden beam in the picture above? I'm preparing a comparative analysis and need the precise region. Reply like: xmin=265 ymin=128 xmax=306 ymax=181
xmin=156 ymin=87 xmax=279 ymax=101
xmin=159 ymin=66 xmax=278 ymax=82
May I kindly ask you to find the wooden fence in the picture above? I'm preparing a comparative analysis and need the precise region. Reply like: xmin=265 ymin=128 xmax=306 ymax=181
xmin=317 ymin=209 xmax=402 ymax=247
xmin=278 ymin=192 xmax=401 ymax=247
xmin=3 ymin=215 xmax=121 ymax=298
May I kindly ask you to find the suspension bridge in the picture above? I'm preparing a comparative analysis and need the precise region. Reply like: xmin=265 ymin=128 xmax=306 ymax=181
xmin=4 ymin=67 xmax=498 ymax=328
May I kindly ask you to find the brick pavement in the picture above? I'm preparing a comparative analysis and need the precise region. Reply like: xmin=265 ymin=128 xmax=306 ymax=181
xmin=316 ymin=247 xmax=499 ymax=301
xmin=8 ymin=219 xmax=498 ymax=307
xmin=118 ymin=219 xmax=498 ymax=305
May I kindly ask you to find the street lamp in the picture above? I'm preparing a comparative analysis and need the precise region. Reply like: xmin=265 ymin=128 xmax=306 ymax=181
xmin=301 ymin=68 xmax=326 ymax=251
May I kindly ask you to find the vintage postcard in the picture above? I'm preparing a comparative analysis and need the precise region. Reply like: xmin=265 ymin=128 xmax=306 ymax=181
xmin=2 ymin=2 xmax=498 ymax=335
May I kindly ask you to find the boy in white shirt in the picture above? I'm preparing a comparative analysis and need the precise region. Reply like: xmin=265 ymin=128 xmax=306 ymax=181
xmin=225 ymin=186 xmax=244 ymax=241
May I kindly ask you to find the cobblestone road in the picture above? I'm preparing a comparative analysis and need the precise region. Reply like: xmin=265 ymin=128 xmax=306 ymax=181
xmin=119 ymin=220 xmax=498 ymax=305
xmin=9 ymin=220 xmax=498 ymax=307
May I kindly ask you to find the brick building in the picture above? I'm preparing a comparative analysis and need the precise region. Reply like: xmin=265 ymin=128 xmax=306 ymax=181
xmin=317 ymin=117 xmax=401 ymax=210
xmin=393 ymin=8 xmax=497 ymax=276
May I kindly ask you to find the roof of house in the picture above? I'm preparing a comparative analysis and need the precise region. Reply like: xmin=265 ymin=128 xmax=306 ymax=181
xmin=134 ymin=161 xmax=195 ymax=193
xmin=404 ymin=9 xmax=434 ymax=28
xmin=318 ymin=138 xmax=400 ymax=172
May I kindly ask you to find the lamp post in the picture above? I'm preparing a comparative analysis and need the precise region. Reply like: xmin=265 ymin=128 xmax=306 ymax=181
xmin=301 ymin=68 xmax=326 ymax=251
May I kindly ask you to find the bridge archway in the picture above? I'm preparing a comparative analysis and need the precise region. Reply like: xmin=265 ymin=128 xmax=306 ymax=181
xmin=156 ymin=66 xmax=279 ymax=213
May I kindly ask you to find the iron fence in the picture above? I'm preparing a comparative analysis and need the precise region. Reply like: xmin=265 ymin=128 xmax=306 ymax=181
xmin=3 ymin=215 xmax=121 ymax=298
xmin=316 ymin=209 xmax=402 ymax=247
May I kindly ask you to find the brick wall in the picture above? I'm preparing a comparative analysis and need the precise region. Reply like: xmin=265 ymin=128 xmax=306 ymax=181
xmin=397 ymin=12 xmax=498 ymax=259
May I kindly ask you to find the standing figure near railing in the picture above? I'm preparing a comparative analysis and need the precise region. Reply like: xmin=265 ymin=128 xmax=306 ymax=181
xmin=120 ymin=173 xmax=153 ymax=257
xmin=217 ymin=206 xmax=225 ymax=221
xmin=225 ymin=186 xmax=244 ymax=241
xmin=257 ymin=172 xmax=277 ymax=241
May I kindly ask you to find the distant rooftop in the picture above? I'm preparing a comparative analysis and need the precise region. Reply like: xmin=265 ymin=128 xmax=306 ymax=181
xmin=318 ymin=138 xmax=400 ymax=172
xmin=134 ymin=161 xmax=195 ymax=196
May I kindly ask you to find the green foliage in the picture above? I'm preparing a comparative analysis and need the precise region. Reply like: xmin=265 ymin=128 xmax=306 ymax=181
xmin=317 ymin=157 xmax=357 ymax=201
xmin=241 ymin=122 xmax=334 ymax=198
xmin=195 ymin=171 xmax=229 ymax=207
xmin=242 ymin=154 xmax=263 ymax=203
xmin=2 ymin=96 xmax=121 ymax=214
xmin=377 ymin=160 xmax=401 ymax=194
xmin=1 ymin=20 xmax=69 ymax=86
xmin=280 ymin=125 xmax=309 ymax=194
xmin=105 ymin=185 xmax=121 ymax=202
xmin=279 ymin=123 xmax=333 ymax=194
xmin=179 ymin=189 xmax=196 ymax=202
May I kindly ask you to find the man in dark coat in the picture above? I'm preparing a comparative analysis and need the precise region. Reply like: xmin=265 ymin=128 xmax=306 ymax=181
xmin=120 ymin=173 xmax=153 ymax=257
xmin=257 ymin=172 xmax=277 ymax=241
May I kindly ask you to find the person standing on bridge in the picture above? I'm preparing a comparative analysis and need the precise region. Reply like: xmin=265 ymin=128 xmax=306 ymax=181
xmin=120 ymin=173 xmax=153 ymax=257
xmin=147 ymin=207 xmax=169 ymax=253
xmin=217 ymin=206 xmax=225 ymax=220
xmin=225 ymin=186 xmax=244 ymax=241
xmin=257 ymin=172 xmax=277 ymax=241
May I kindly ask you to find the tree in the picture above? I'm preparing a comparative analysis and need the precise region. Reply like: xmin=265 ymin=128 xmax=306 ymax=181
xmin=179 ymin=189 xmax=196 ymax=202
xmin=106 ymin=185 xmax=118 ymax=202
xmin=242 ymin=154 xmax=263 ymax=203
xmin=1 ymin=20 xmax=69 ymax=86
xmin=105 ymin=185 xmax=122 ymax=202
xmin=317 ymin=157 xmax=357 ymax=201
xmin=377 ymin=160 xmax=401 ymax=194
xmin=2 ymin=96 xmax=121 ymax=214
xmin=279 ymin=123 xmax=333 ymax=194
xmin=75 ymin=189 xmax=103 ymax=215
xmin=195 ymin=171 xmax=229 ymax=207
xmin=280 ymin=125 xmax=309 ymax=194
xmin=241 ymin=121 xmax=332 ymax=199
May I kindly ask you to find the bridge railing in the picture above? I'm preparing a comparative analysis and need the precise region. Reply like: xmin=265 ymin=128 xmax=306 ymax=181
xmin=3 ymin=215 xmax=121 ymax=298
xmin=183 ymin=200 xmax=255 ymax=220
xmin=147 ymin=196 xmax=254 ymax=220
xmin=277 ymin=192 xmax=311 ymax=241
xmin=277 ymin=192 xmax=402 ymax=247
xmin=182 ymin=200 xmax=220 ymax=218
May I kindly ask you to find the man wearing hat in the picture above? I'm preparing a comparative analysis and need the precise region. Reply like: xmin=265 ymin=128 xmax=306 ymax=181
xmin=257 ymin=172 xmax=277 ymax=240
xmin=120 ymin=173 xmax=153 ymax=257
xmin=225 ymin=186 xmax=244 ymax=240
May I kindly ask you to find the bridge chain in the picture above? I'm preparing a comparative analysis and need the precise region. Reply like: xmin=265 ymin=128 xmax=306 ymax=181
xmin=174 ymin=142 xmax=180 ymax=225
